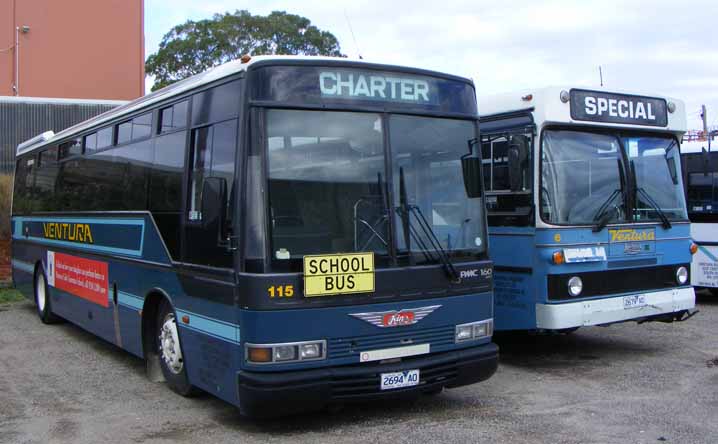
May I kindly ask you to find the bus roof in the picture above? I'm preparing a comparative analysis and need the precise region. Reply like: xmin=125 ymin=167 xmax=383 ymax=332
xmin=16 ymin=55 xmax=474 ymax=157
xmin=479 ymin=86 xmax=686 ymax=135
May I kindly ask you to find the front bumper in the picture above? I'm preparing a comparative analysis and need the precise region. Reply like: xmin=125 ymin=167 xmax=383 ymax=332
xmin=536 ymin=286 xmax=696 ymax=330
xmin=237 ymin=342 xmax=498 ymax=418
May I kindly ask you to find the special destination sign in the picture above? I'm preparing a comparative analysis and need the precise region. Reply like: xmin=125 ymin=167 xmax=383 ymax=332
xmin=570 ymin=89 xmax=668 ymax=127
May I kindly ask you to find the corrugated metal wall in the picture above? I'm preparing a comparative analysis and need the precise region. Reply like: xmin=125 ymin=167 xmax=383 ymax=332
xmin=0 ymin=99 xmax=121 ymax=174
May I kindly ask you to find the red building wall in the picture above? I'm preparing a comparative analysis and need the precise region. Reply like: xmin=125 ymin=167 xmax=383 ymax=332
xmin=0 ymin=0 xmax=144 ymax=100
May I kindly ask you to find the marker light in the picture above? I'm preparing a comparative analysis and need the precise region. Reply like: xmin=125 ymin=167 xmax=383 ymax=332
xmin=560 ymin=90 xmax=570 ymax=103
xmin=240 ymin=54 xmax=252 ymax=63
xmin=690 ymin=243 xmax=698 ymax=255
xmin=667 ymin=101 xmax=676 ymax=113
xmin=552 ymin=251 xmax=565 ymax=265
xmin=521 ymin=94 xmax=533 ymax=101
xmin=676 ymin=266 xmax=688 ymax=285
xmin=568 ymin=276 xmax=583 ymax=297
xmin=246 ymin=340 xmax=326 ymax=364
xmin=247 ymin=347 xmax=272 ymax=363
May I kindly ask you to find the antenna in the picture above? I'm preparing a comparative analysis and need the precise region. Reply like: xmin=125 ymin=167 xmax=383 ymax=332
xmin=599 ymin=65 xmax=604 ymax=87
xmin=344 ymin=9 xmax=363 ymax=60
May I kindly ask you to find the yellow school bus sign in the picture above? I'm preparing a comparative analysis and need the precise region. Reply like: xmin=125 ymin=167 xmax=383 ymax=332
xmin=303 ymin=252 xmax=375 ymax=297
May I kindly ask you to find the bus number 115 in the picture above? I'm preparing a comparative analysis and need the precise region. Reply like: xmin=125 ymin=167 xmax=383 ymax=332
xmin=268 ymin=285 xmax=294 ymax=298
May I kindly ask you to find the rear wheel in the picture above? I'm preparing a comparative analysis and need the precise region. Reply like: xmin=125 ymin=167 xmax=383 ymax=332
xmin=156 ymin=299 xmax=197 ymax=396
xmin=34 ymin=268 xmax=61 ymax=324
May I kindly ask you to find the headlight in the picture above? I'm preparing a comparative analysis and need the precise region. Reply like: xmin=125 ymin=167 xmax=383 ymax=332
xmin=456 ymin=319 xmax=493 ymax=343
xmin=676 ymin=266 xmax=688 ymax=285
xmin=246 ymin=340 xmax=326 ymax=364
xmin=568 ymin=276 xmax=583 ymax=297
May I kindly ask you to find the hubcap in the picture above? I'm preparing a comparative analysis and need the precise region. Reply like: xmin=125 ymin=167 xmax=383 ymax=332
xmin=36 ymin=274 xmax=46 ymax=312
xmin=158 ymin=312 xmax=183 ymax=374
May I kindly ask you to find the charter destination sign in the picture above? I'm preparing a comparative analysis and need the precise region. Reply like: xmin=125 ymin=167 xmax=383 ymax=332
xmin=319 ymin=71 xmax=434 ymax=103
xmin=570 ymin=89 xmax=668 ymax=127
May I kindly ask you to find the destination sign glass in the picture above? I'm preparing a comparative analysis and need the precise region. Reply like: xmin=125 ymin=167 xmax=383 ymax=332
xmin=570 ymin=89 xmax=668 ymax=127
xmin=251 ymin=65 xmax=477 ymax=115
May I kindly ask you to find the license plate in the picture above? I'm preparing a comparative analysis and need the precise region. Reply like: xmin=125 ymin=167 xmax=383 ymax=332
xmin=380 ymin=369 xmax=420 ymax=390
xmin=623 ymin=294 xmax=647 ymax=309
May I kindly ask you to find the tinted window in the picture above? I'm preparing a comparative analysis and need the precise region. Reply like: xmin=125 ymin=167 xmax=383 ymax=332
xmin=117 ymin=121 xmax=133 ymax=144
xmin=12 ymin=157 xmax=32 ymax=214
xmin=188 ymin=120 xmax=237 ymax=221
xmin=84 ymin=133 xmax=98 ymax=153
xmin=159 ymin=100 xmax=188 ymax=133
xmin=113 ymin=139 xmax=152 ymax=210
xmin=59 ymin=139 xmax=82 ymax=158
xmin=149 ymin=131 xmax=187 ymax=258
xmin=35 ymin=147 xmax=60 ymax=211
xmin=97 ymin=127 xmax=113 ymax=149
xmin=191 ymin=81 xmax=241 ymax=126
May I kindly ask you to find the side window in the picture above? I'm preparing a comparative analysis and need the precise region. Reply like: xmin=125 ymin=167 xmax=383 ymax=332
xmin=149 ymin=131 xmax=187 ymax=258
xmin=191 ymin=80 xmax=240 ymax=126
xmin=97 ymin=127 xmax=113 ymax=150
xmin=84 ymin=133 xmax=98 ymax=153
xmin=117 ymin=112 xmax=152 ymax=145
xmin=35 ymin=147 xmax=60 ymax=211
xmin=481 ymin=131 xmax=534 ymax=226
xmin=12 ymin=157 xmax=32 ymax=214
xmin=188 ymin=119 xmax=238 ymax=222
xmin=159 ymin=100 xmax=188 ymax=134
xmin=59 ymin=138 xmax=82 ymax=159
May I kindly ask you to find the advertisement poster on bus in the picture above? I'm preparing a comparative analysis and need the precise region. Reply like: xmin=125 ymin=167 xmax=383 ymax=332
xmin=47 ymin=251 xmax=110 ymax=307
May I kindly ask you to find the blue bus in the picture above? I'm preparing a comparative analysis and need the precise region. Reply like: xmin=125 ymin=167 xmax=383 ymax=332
xmin=11 ymin=56 xmax=497 ymax=417
xmin=478 ymin=87 xmax=696 ymax=331
xmin=682 ymin=148 xmax=718 ymax=293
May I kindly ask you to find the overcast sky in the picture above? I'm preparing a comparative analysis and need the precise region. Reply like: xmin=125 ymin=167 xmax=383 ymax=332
xmin=145 ymin=0 xmax=718 ymax=130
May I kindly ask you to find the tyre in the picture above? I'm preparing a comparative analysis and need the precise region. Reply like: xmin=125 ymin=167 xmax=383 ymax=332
xmin=156 ymin=299 xmax=197 ymax=396
xmin=34 ymin=267 xmax=61 ymax=324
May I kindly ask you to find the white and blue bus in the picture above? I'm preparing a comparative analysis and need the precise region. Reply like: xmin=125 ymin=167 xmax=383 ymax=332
xmin=478 ymin=87 xmax=697 ymax=331
xmin=681 ymin=146 xmax=718 ymax=292
xmin=11 ymin=56 xmax=498 ymax=417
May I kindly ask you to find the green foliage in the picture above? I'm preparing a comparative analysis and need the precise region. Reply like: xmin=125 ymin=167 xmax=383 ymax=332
xmin=0 ymin=288 xmax=24 ymax=304
xmin=146 ymin=10 xmax=345 ymax=91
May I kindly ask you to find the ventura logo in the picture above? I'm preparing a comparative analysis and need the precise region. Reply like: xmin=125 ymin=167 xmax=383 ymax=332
xmin=609 ymin=228 xmax=655 ymax=243
xmin=350 ymin=305 xmax=441 ymax=328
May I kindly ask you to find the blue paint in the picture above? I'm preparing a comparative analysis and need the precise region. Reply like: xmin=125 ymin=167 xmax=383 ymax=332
xmin=176 ymin=309 xmax=240 ymax=344
xmin=11 ymin=259 xmax=34 ymax=274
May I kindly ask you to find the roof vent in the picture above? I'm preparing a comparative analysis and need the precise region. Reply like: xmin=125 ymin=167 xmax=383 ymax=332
xmin=16 ymin=130 xmax=55 ymax=156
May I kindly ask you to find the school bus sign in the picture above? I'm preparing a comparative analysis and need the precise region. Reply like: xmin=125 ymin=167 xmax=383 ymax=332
xmin=303 ymin=252 xmax=375 ymax=297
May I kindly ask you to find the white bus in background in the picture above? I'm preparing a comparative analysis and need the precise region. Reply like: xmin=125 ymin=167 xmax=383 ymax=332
xmin=681 ymin=139 xmax=718 ymax=293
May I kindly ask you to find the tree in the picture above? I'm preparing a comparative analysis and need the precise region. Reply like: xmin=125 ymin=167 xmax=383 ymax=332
xmin=145 ymin=10 xmax=345 ymax=91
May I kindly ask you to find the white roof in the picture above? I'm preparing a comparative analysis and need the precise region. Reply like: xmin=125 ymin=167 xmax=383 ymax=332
xmin=16 ymin=55 xmax=465 ymax=157
xmin=479 ymin=86 xmax=687 ymax=135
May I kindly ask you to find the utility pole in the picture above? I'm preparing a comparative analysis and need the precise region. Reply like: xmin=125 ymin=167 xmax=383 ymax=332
xmin=702 ymin=105 xmax=710 ymax=151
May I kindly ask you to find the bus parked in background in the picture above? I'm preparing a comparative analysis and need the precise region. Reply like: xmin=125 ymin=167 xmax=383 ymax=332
xmin=478 ymin=87 xmax=697 ymax=332
xmin=681 ymin=145 xmax=718 ymax=293
xmin=11 ymin=56 xmax=497 ymax=417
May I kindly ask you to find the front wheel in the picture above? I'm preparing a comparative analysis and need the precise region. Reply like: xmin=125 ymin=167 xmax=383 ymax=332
xmin=34 ymin=268 xmax=61 ymax=324
xmin=156 ymin=299 xmax=197 ymax=396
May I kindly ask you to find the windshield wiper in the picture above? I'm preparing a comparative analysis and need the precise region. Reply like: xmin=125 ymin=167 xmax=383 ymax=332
xmin=592 ymin=189 xmax=622 ymax=232
xmin=592 ymin=158 xmax=627 ymax=232
xmin=397 ymin=167 xmax=460 ymax=282
xmin=630 ymin=160 xmax=672 ymax=229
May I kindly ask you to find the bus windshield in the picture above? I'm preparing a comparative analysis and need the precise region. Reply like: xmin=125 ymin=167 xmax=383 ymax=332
xmin=541 ymin=129 xmax=687 ymax=225
xmin=265 ymin=109 xmax=485 ymax=267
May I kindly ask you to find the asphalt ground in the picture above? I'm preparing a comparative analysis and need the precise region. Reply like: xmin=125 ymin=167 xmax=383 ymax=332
xmin=0 ymin=292 xmax=716 ymax=444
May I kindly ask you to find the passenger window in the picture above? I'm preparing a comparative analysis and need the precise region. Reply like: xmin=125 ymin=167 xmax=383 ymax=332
xmin=188 ymin=120 xmax=237 ymax=221
xmin=117 ymin=112 xmax=152 ymax=144
xmin=97 ymin=127 xmax=113 ymax=149
xmin=84 ymin=133 xmax=98 ymax=153
xmin=191 ymin=81 xmax=240 ymax=126
xmin=59 ymin=138 xmax=82 ymax=158
xmin=159 ymin=100 xmax=188 ymax=133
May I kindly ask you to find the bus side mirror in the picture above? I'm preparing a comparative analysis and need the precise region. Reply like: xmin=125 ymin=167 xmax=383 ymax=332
xmin=461 ymin=154 xmax=483 ymax=198
xmin=508 ymin=135 xmax=529 ymax=192
xmin=201 ymin=177 xmax=228 ymax=238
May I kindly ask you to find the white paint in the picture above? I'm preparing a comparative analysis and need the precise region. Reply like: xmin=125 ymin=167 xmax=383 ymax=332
xmin=535 ymin=287 xmax=695 ymax=329
xmin=359 ymin=343 xmax=430 ymax=363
